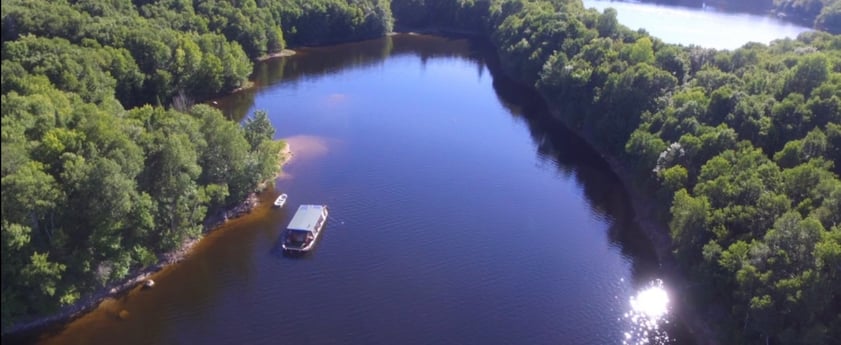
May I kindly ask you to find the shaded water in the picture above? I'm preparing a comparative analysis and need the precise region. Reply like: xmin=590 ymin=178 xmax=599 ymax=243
xmin=30 ymin=35 xmax=685 ymax=345
xmin=583 ymin=0 xmax=812 ymax=49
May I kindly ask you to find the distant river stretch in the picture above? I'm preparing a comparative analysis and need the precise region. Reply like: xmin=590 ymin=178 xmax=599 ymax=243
xmin=583 ymin=0 xmax=812 ymax=49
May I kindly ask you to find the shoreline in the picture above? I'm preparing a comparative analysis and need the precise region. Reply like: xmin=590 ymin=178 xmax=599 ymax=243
xmin=396 ymin=26 xmax=483 ymax=38
xmin=1 ymin=140 xmax=293 ymax=339
xmin=478 ymin=30 xmax=723 ymax=344
xmin=544 ymin=107 xmax=722 ymax=345
xmin=257 ymin=49 xmax=296 ymax=62
xmin=224 ymin=49 xmax=296 ymax=95
xmin=599 ymin=148 xmax=722 ymax=345
xmin=203 ymin=140 xmax=293 ymax=229
xmin=4 ymin=31 xmax=721 ymax=344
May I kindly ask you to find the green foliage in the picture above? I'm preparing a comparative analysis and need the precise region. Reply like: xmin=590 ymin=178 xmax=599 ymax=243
xmin=1 ymin=0 xmax=839 ymax=341
xmin=815 ymin=1 xmax=841 ymax=34
xmin=2 ymin=0 xmax=384 ymax=327
xmin=1 ymin=78 xmax=281 ymax=324
xmin=784 ymin=53 xmax=830 ymax=96
xmin=621 ymin=37 xmax=654 ymax=65
xmin=392 ymin=0 xmax=489 ymax=31
xmin=659 ymin=164 xmax=688 ymax=194
xmin=254 ymin=140 xmax=286 ymax=184
xmin=774 ymin=128 xmax=828 ymax=168
xmin=244 ymin=110 xmax=276 ymax=150
xmin=598 ymin=63 xmax=678 ymax=149
xmin=827 ymin=122 xmax=841 ymax=172
xmin=20 ymin=252 xmax=66 ymax=312
xmin=626 ymin=128 xmax=667 ymax=173
xmin=470 ymin=1 xmax=841 ymax=342
xmin=278 ymin=0 xmax=393 ymax=46
xmin=670 ymin=189 xmax=712 ymax=261
xmin=2 ymin=0 xmax=392 ymax=107
xmin=0 ymin=0 xmax=387 ymax=330
xmin=775 ymin=0 xmax=840 ymax=34
xmin=596 ymin=8 xmax=620 ymax=38
xmin=655 ymin=44 xmax=690 ymax=83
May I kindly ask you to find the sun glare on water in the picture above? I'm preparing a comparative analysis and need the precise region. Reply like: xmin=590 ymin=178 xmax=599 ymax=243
xmin=632 ymin=284 xmax=669 ymax=319
xmin=623 ymin=280 xmax=673 ymax=345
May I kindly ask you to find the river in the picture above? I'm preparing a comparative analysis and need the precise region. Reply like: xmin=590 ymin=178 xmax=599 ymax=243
xmin=582 ymin=0 xmax=812 ymax=49
xmin=25 ymin=34 xmax=682 ymax=345
xmin=23 ymin=3 xmax=814 ymax=343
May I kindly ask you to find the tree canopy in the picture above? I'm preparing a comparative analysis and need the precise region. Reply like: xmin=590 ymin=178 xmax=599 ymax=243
xmin=462 ymin=1 xmax=840 ymax=343
xmin=1 ymin=0 xmax=839 ymax=343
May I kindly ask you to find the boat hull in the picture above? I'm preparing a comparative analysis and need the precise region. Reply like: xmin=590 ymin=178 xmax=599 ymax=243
xmin=273 ymin=194 xmax=288 ymax=208
xmin=281 ymin=207 xmax=328 ymax=253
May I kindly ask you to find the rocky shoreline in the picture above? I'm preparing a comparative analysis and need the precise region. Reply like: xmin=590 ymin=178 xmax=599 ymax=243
xmin=1 ymin=141 xmax=292 ymax=339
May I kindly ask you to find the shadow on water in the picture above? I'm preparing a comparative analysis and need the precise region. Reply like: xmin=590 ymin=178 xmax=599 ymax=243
xmin=479 ymin=46 xmax=663 ymax=287
xmin=216 ymin=34 xmax=486 ymax=122
xmin=8 ymin=195 xmax=279 ymax=345
xmin=480 ymin=39 xmax=692 ymax=344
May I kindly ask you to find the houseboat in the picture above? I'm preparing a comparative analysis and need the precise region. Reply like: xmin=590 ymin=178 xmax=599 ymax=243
xmin=281 ymin=204 xmax=328 ymax=253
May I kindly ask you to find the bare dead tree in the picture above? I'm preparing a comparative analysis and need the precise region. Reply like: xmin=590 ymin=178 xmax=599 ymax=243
xmin=171 ymin=90 xmax=194 ymax=112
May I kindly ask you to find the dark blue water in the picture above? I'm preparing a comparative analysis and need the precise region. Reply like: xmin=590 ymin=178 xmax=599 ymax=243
xmin=36 ymin=35 xmax=681 ymax=345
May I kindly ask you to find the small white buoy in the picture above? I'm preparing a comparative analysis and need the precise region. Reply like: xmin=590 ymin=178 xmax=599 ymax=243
xmin=143 ymin=279 xmax=155 ymax=289
xmin=212 ymin=101 xmax=219 ymax=105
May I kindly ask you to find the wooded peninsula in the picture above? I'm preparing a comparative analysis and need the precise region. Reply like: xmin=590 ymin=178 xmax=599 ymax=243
xmin=2 ymin=0 xmax=839 ymax=344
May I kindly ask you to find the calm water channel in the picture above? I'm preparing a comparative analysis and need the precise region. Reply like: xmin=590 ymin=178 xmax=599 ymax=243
xmin=16 ymin=2 xmax=818 ymax=343
xmin=582 ymin=0 xmax=812 ymax=49
xmin=29 ymin=34 xmax=684 ymax=345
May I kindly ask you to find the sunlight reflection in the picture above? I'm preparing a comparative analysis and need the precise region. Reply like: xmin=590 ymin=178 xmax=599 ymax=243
xmin=623 ymin=279 xmax=672 ymax=345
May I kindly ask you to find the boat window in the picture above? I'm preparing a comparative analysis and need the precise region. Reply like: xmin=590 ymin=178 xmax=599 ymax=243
xmin=290 ymin=231 xmax=307 ymax=241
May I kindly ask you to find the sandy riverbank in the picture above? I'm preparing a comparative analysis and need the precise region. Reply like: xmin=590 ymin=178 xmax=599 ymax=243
xmin=257 ymin=49 xmax=296 ymax=62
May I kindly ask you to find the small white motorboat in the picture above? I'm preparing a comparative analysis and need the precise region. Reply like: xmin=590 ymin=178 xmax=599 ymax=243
xmin=274 ymin=193 xmax=288 ymax=208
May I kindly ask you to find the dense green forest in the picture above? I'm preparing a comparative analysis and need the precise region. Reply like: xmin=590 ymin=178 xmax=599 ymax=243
xmin=2 ymin=0 xmax=839 ymax=343
xmin=402 ymin=0 xmax=840 ymax=343
xmin=1 ymin=0 xmax=392 ymax=329
xmin=772 ymin=0 xmax=841 ymax=33
xmin=401 ymin=0 xmax=840 ymax=343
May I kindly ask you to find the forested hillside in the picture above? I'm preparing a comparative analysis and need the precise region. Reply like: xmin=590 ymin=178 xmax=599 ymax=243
xmin=400 ymin=0 xmax=840 ymax=343
xmin=400 ymin=0 xmax=839 ymax=343
xmin=1 ymin=0 xmax=393 ymax=106
xmin=1 ymin=0 xmax=391 ymax=329
xmin=2 ymin=0 xmax=839 ymax=343
xmin=773 ymin=0 xmax=841 ymax=33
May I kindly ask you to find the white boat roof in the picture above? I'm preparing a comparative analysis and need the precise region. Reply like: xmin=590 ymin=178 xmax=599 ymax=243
xmin=286 ymin=204 xmax=326 ymax=232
